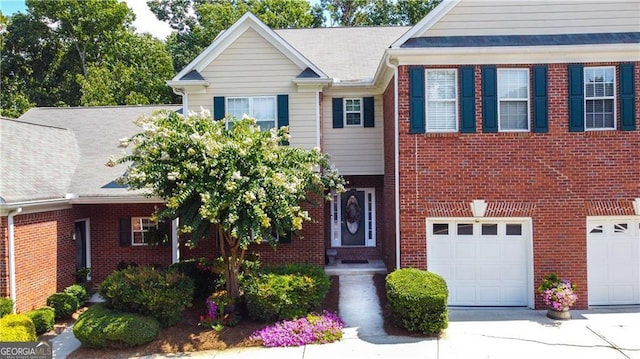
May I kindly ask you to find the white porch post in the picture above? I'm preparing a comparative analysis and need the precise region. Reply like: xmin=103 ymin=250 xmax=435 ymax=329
xmin=171 ymin=218 xmax=180 ymax=264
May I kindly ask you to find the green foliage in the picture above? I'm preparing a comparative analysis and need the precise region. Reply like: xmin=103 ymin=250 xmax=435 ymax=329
xmin=25 ymin=307 xmax=55 ymax=334
xmin=46 ymin=293 xmax=79 ymax=320
xmin=244 ymin=263 xmax=330 ymax=321
xmin=0 ymin=314 xmax=37 ymax=342
xmin=73 ymin=304 xmax=160 ymax=349
xmin=98 ymin=266 xmax=194 ymax=327
xmin=385 ymin=268 xmax=448 ymax=335
xmin=64 ymin=284 xmax=90 ymax=305
xmin=169 ymin=258 xmax=222 ymax=300
xmin=0 ymin=297 xmax=13 ymax=318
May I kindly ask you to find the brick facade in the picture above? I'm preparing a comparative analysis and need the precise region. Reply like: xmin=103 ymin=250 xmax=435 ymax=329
xmin=391 ymin=62 xmax=640 ymax=309
xmin=0 ymin=209 xmax=76 ymax=313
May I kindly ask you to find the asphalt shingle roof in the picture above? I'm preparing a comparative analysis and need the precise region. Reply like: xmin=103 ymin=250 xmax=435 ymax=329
xmin=1 ymin=105 xmax=180 ymax=203
xmin=276 ymin=26 xmax=411 ymax=82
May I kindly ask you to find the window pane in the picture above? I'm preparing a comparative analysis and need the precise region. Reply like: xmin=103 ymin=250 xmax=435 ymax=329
xmin=500 ymin=101 xmax=528 ymax=130
xmin=346 ymin=99 xmax=361 ymax=111
xmin=457 ymin=223 xmax=473 ymax=235
xmin=346 ymin=112 xmax=361 ymax=125
xmin=426 ymin=69 xmax=457 ymax=131
xmin=133 ymin=232 xmax=144 ymax=244
xmin=433 ymin=223 xmax=449 ymax=235
xmin=498 ymin=69 xmax=528 ymax=99
xmin=586 ymin=99 xmax=614 ymax=129
xmin=481 ymin=224 xmax=498 ymax=235
xmin=506 ymin=224 xmax=522 ymax=236
xmin=132 ymin=218 xmax=141 ymax=231
xmin=253 ymin=97 xmax=276 ymax=122
xmin=227 ymin=98 xmax=249 ymax=120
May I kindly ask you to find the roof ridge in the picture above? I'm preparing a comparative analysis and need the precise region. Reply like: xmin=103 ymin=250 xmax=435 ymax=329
xmin=3 ymin=118 xmax=72 ymax=131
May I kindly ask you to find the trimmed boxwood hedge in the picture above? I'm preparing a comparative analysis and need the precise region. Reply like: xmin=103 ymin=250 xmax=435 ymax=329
xmin=244 ymin=263 xmax=330 ymax=321
xmin=25 ymin=307 xmax=55 ymax=334
xmin=47 ymin=293 xmax=79 ymax=320
xmin=386 ymin=268 xmax=449 ymax=335
xmin=0 ymin=314 xmax=37 ymax=342
xmin=0 ymin=297 xmax=12 ymax=318
xmin=73 ymin=304 xmax=160 ymax=349
xmin=64 ymin=284 xmax=90 ymax=305
xmin=99 ymin=266 xmax=194 ymax=327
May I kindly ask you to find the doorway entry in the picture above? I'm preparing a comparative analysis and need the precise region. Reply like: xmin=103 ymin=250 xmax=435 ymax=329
xmin=75 ymin=219 xmax=91 ymax=281
xmin=331 ymin=188 xmax=376 ymax=247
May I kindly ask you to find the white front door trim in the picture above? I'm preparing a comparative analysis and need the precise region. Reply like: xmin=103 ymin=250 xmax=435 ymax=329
xmin=426 ymin=217 xmax=534 ymax=308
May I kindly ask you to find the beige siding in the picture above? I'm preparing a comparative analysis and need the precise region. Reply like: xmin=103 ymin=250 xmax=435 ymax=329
xmin=322 ymin=95 xmax=384 ymax=175
xmin=421 ymin=0 xmax=640 ymax=36
xmin=186 ymin=27 xmax=317 ymax=150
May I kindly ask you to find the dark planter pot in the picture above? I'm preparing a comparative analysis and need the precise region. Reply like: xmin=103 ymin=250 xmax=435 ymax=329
xmin=547 ymin=307 xmax=571 ymax=320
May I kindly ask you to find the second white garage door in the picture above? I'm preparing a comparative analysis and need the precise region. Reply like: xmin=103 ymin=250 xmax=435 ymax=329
xmin=427 ymin=220 xmax=531 ymax=306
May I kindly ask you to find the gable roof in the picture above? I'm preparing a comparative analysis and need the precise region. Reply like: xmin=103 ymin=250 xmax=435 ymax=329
xmin=172 ymin=12 xmax=328 ymax=83
xmin=2 ymin=105 xmax=180 ymax=205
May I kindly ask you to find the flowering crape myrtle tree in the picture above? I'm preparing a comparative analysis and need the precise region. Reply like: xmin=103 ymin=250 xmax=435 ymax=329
xmin=108 ymin=110 xmax=345 ymax=299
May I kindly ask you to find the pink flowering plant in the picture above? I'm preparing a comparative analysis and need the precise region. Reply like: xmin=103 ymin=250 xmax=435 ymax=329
xmin=249 ymin=310 xmax=344 ymax=347
xmin=537 ymin=273 xmax=578 ymax=311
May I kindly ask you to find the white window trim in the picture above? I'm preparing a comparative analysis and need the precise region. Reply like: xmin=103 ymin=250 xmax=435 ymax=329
xmin=131 ymin=217 xmax=157 ymax=246
xmin=425 ymin=69 xmax=459 ymax=133
xmin=497 ymin=68 xmax=530 ymax=132
xmin=584 ymin=66 xmax=617 ymax=131
xmin=330 ymin=188 xmax=376 ymax=247
xmin=343 ymin=98 xmax=363 ymax=127
xmin=226 ymin=96 xmax=277 ymax=129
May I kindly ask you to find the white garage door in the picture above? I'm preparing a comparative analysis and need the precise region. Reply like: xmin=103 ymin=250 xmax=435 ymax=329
xmin=427 ymin=220 xmax=530 ymax=306
xmin=587 ymin=218 xmax=640 ymax=305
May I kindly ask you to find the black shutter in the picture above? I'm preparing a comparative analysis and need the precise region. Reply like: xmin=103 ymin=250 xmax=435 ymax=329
xmin=568 ymin=64 xmax=584 ymax=132
xmin=409 ymin=66 xmax=425 ymax=133
xmin=213 ymin=96 xmax=225 ymax=120
xmin=332 ymin=98 xmax=344 ymax=128
xmin=459 ymin=66 xmax=476 ymax=133
xmin=482 ymin=66 xmax=498 ymax=133
xmin=363 ymin=97 xmax=375 ymax=128
xmin=277 ymin=94 xmax=289 ymax=128
xmin=119 ymin=217 xmax=131 ymax=247
xmin=619 ymin=63 xmax=636 ymax=131
xmin=532 ymin=65 xmax=549 ymax=133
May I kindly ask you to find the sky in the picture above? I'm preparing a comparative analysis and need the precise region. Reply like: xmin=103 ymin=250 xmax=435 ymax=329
xmin=0 ymin=0 xmax=174 ymax=39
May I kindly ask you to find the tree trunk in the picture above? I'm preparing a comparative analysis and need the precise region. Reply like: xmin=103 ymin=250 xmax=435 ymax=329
xmin=218 ymin=225 xmax=244 ymax=300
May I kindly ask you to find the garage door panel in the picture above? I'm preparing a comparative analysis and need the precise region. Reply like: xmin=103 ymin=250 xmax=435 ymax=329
xmin=587 ymin=219 xmax=640 ymax=306
xmin=428 ymin=220 xmax=530 ymax=307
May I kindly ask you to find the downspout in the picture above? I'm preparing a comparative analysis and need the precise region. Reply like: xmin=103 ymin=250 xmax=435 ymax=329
xmin=7 ymin=207 xmax=22 ymax=313
xmin=385 ymin=56 xmax=401 ymax=270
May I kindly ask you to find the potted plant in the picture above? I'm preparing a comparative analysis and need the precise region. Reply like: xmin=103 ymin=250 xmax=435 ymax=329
xmin=537 ymin=273 xmax=578 ymax=320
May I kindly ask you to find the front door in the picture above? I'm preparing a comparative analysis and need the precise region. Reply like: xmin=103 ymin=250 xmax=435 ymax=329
xmin=341 ymin=189 xmax=365 ymax=246
xmin=75 ymin=221 xmax=88 ymax=271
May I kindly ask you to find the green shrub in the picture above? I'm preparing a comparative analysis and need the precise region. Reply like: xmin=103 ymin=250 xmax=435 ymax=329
xmin=386 ymin=268 xmax=449 ymax=335
xmin=73 ymin=304 xmax=160 ymax=349
xmin=244 ymin=263 xmax=330 ymax=321
xmin=25 ymin=307 xmax=55 ymax=334
xmin=0 ymin=297 xmax=13 ymax=318
xmin=99 ymin=266 xmax=194 ymax=327
xmin=64 ymin=284 xmax=90 ymax=305
xmin=0 ymin=314 xmax=37 ymax=342
xmin=46 ymin=293 xmax=79 ymax=320
xmin=169 ymin=258 xmax=221 ymax=300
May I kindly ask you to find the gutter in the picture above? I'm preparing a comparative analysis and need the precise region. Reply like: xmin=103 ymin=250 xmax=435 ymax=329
xmin=7 ymin=207 xmax=22 ymax=313
xmin=385 ymin=56 xmax=401 ymax=270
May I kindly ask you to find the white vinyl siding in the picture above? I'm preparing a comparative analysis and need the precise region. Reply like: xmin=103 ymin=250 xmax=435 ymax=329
xmin=426 ymin=69 xmax=458 ymax=132
xmin=584 ymin=66 xmax=616 ymax=130
xmin=323 ymin=94 xmax=383 ymax=175
xmin=498 ymin=69 xmax=529 ymax=132
xmin=421 ymin=1 xmax=640 ymax=36
xmin=186 ymin=27 xmax=317 ymax=150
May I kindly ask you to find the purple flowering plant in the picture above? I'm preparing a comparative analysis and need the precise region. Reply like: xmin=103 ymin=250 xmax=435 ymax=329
xmin=198 ymin=290 xmax=241 ymax=331
xmin=249 ymin=310 xmax=344 ymax=347
xmin=537 ymin=273 xmax=578 ymax=311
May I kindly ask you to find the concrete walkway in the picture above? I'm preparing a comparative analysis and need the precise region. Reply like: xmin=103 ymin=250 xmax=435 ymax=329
xmin=52 ymin=273 xmax=640 ymax=359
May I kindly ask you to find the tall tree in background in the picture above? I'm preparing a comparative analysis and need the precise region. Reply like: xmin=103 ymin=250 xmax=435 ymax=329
xmin=148 ymin=0 xmax=324 ymax=72
xmin=1 ymin=1 xmax=177 ymax=117
xmin=321 ymin=0 xmax=441 ymax=26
